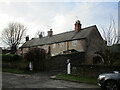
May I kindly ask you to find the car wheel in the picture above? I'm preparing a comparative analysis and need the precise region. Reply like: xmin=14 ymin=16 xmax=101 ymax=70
xmin=105 ymin=80 xmax=118 ymax=90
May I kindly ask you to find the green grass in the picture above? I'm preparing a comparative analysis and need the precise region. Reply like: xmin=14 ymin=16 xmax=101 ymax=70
xmin=2 ymin=68 xmax=31 ymax=74
xmin=55 ymin=74 xmax=97 ymax=84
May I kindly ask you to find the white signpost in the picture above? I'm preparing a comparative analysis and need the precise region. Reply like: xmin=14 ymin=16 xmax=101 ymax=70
xmin=67 ymin=59 xmax=71 ymax=74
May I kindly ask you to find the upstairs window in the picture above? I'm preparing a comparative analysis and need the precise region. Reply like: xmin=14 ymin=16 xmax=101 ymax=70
xmin=53 ymin=44 xmax=56 ymax=48
xmin=60 ymin=42 xmax=64 ymax=47
xmin=72 ymin=40 xmax=77 ymax=46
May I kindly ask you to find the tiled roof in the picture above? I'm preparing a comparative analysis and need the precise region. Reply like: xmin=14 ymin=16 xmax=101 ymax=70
xmin=21 ymin=25 xmax=97 ymax=48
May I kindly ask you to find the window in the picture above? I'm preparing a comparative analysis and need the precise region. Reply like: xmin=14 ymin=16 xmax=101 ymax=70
xmin=53 ymin=44 xmax=56 ymax=48
xmin=60 ymin=42 xmax=64 ymax=47
xmin=72 ymin=40 xmax=77 ymax=46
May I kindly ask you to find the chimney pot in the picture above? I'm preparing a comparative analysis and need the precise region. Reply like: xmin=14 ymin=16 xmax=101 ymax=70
xmin=26 ymin=35 xmax=29 ymax=41
xmin=74 ymin=20 xmax=82 ymax=32
xmin=48 ymin=29 xmax=53 ymax=37
xmin=39 ymin=33 xmax=43 ymax=38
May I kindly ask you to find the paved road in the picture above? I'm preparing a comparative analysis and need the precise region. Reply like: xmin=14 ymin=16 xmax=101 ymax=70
xmin=2 ymin=72 xmax=101 ymax=89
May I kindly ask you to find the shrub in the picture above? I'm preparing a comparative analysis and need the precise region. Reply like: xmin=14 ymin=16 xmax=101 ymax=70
xmin=24 ymin=48 xmax=46 ymax=71
xmin=2 ymin=54 xmax=20 ymax=62
xmin=2 ymin=54 xmax=27 ymax=70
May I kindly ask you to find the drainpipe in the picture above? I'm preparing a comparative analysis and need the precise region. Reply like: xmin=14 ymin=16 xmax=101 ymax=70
xmin=67 ymin=41 xmax=69 ymax=54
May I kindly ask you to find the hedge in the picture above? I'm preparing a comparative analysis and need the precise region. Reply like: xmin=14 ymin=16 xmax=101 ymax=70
xmin=2 ymin=54 xmax=28 ymax=70
xmin=1 ymin=54 xmax=20 ymax=62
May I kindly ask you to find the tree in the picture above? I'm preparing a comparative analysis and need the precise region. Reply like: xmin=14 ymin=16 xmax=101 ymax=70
xmin=101 ymin=17 xmax=119 ymax=46
xmin=24 ymin=48 xmax=46 ymax=71
xmin=95 ymin=48 xmax=113 ymax=65
xmin=98 ymin=17 xmax=119 ymax=65
xmin=2 ymin=22 xmax=26 ymax=54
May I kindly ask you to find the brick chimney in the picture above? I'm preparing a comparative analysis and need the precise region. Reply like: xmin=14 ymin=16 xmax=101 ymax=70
xmin=26 ymin=35 xmax=29 ymax=41
xmin=39 ymin=33 xmax=43 ymax=38
xmin=74 ymin=20 xmax=82 ymax=32
xmin=48 ymin=29 xmax=53 ymax=37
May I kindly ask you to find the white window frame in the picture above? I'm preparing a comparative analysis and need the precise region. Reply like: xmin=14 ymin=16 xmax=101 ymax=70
xmin=72 ymin=40 xmax=77 ymax=46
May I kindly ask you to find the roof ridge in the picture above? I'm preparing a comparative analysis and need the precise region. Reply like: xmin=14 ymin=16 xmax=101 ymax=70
xmin=36 ymin=25 xmax=96 ymax=39
xmin=21 ymin=25 xmax=97 ymax=48
xmin=47 ymin=30 xmax=74 ymax=37
xmin=82 ymin=25 xmax=96 ymax=30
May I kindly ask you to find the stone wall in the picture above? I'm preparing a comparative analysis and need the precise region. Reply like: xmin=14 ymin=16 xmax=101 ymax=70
xmin=71 ymin=65 xmax=120 ymax=78
xmin=46 ymin=55 xmax=67 ymax=71
xmin=45 ymin=52 xmax=85 ymax=71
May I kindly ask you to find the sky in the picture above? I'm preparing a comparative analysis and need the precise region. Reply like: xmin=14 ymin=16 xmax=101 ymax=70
xmin=0 ymin=0 xmax=119 ymax=47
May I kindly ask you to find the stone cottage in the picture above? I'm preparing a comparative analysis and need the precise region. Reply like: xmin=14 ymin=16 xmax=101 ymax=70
xmin=18 ymin=20 xmax=105 ymax=64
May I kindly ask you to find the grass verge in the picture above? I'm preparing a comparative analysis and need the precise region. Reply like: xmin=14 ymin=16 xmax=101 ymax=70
xmin=52 ymin=74 xmax=97 ymax=84
xmin=2 ymin=68 xmax=31 ymax=74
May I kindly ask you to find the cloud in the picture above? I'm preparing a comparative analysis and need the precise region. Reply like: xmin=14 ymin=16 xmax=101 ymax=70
xmin=0 ymin=2 xmax=118 ymax=47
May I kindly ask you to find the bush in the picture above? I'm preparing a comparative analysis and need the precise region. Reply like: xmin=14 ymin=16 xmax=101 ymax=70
xmin=2 ymin=54 xmax=27 ymax=70
xmin=2 ymin=54 xmax=20 ymax=62
xmin=24 ymin=48 xmax=46 ymax=71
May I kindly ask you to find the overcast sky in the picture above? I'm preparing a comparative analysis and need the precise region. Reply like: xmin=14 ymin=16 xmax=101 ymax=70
xmin=0 ymin=0 xmax=119 ymax=47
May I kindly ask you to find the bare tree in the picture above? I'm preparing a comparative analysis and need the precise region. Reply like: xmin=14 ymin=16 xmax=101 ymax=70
xmin=101 ymin=17 xmax=119 ymax=46
xmin=99 ymin=17 xmax=119 ymax=65
xmin=2 ymin=22 xmax=26 ymax=54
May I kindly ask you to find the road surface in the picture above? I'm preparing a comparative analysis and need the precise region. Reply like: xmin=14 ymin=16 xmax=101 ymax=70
xmin=2 ymin=72 xmax=101 ymax=89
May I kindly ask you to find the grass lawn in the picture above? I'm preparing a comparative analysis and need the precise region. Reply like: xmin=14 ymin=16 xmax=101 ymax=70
xmin=2 ymin=68 xmax=31 ymax=74
xmin=52 ymin=74 xmax=97 ymax=84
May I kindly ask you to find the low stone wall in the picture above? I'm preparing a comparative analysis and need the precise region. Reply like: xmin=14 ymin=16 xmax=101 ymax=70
xmin=71 ymin=65 xmax=120 ymax=78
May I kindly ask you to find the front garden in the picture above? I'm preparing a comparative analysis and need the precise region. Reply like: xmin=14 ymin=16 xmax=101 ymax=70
xmin=2 ymin=48 xmax=47 ymax=74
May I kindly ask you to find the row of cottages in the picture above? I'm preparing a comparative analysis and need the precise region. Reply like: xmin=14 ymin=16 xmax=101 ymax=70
xmin=18 ymin=20 xmax=105 ymax=64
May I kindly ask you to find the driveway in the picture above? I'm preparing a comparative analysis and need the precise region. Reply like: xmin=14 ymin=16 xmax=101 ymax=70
xmin=2 ymin=72 xmax=101 ymax=89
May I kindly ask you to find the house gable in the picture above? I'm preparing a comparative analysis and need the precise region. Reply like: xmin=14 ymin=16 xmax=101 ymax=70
xmin=86 ymin=26 xmax=105 ymax=53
